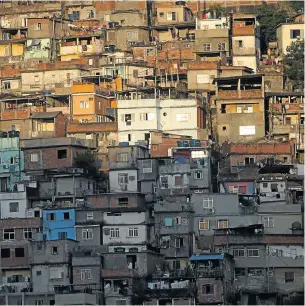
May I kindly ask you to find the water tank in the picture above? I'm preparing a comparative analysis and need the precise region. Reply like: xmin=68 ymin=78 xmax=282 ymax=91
xmin=195 ymin=140 xmax=201 ymax=147
xmin=0 ymin=132 xmax=7 ymax=138
xmin=182 ymin=141 xmax=190 ymax=147
xmin=119 ymin=142 xmax=129 ymax=147
xmin=190 ymin=140 xmax=196 ymax=147
xmin=108 ymin=22 xmax=115 ymax=28
xmin=177 ymin=141 xmax=183 ymax=147
xmin=8 ymin=131 xmax=20 ymax=138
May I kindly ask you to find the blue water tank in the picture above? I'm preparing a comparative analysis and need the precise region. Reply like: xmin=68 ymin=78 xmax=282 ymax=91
xmin=119 ymin=142 xmax=129 ymax=147
xmin=190 ymin=140 xmax=196 ymax=147
xmin=195 ymin=140 xmax=201 ymax=147
xmin=183 ymin=141 xmax=190 ymax=147
xmin=177 ymin=141 xmax=183 ymax=147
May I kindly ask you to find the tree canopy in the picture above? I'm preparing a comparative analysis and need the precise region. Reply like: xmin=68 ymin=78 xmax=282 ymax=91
xmin=74 ymin=149 xmax=101 ymax=178
xmin=254 ymin=3 xmax=289 ymax=53
xmin=284 ymin=39 xmax=304 ymax=91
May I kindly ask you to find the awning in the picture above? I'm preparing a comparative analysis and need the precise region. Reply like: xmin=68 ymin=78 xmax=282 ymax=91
xmin=189 ymin=254 xmax=224 ymax=261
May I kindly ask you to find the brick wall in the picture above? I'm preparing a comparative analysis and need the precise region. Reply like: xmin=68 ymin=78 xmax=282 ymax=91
xmin=23 ymin=146 xmax=87 ymax=171
xmin=54 ymin=113 xmax=68 ymax=138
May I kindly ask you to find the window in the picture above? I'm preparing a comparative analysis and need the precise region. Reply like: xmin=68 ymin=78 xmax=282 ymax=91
xmin=142 ymin=160 xmax=152 ymax=173
xmin=238 ymin=40 xmax=243 ymax=47
xmin=63 ymin=212 xmax=70 ymax=220
xmin=87 ymin=212 xmax=93 ymax=220
xmin=80 ymin=119 xmax=89 ymax=123
xmin=203 ymin=43 xmax=211 ymax=51
xmin=10 ymin=157 xmax=16 ymax=165
xmin=194 ymin=170 xmax=203 ymax=179
xmin=9 ymin=202 xmax=19 ymax=212
xmin=110 ymin=228 xmax=120 ymax=238
xmin=118 ymin=173 xmax=128 ymax=185
xmin=47 ymin=213 xmax=56 ymax=221
xmin=127 ymin=31 xmax=138 ymax=41
xmin=262 ymin=182 xmax=268 ymax=188
xmin=248 ymin=269 xmax=263 ymax=276
xmin=244 ymin=157 xmax=255 ymax=165
xmin=140 ymin=113 xmax=154 ymax=121
xmin=217 ymin=219 xmax=228 ymax=229
xmin=290 ymin=29 xmax=301 ymax=39
xmin=117 ymin=153 xmax=128 ymax=162
xmin=51 ymin=246 xmax=58 ymax=255
xmin=271 ymin=183 xmax=278 ymax=192
xmin=247 ymin=248 xmax=259 ymax=257
xmin=263 ymin=217 xmax=274 ymax=228
xmin=1 ymin=248 xmax=10 ymax=258
xmin=15 ymin=248 xmax=24 ymax=257
xmin=160 ymin=176 xmax=169 ymax=189
xmin=203 ymin=198 xmax=213 ymax=208
xmin=174 ymin=175 xmax=182 ymax=186
xmin=30 ymin=153 xmax=39 ymax=162
xmin=235 ymin=268 xmax=246 ymax=276
xmin=58 ymin=232 xmax=67 ymax=239
xmin=37 ymin=244 xmax=42 ymax=251
xmin=167 ymin=12 xmax=176 ymax=21
xmin=35 ymin=23 xmax=41 ymax=31
xmin=36 ymin=271 xmax=42 ymax=276
xmin=285 ymin=271 xmax=295 ymax=282
xmin=176 ymin=114 xmax=190 ymax=122
xmin=199 ymin=220 xmax=209 ymax=230
xmin=197 ymin=74 xmax=210 ymax=84
xmin=57 ymin=149 xmax=67 ymax=159
xmin=173 ymin=260 xmax=181 ymax=270
xmin=118 ymin=197 xmax=129 ymax=206
xmin=159 ymin=12 xmax=164 ymax=17
xmin=82 ymin=229 xmax=93 ymax=240
xmin=146 ymin=48 xmax=154 ymax=56
xmin=201 ymin=284 xmax=214 ymax=294
xmin=24 ymin=228 xmax=33 ymax=240
xmin=233 ymin=248 xmax=245 ymax=257
xmin=35 ymin=300 xmax=43 ymax=305
xmin=3 ymin=229 xmax=15 ymax=240
xmin=80 ymin=101 xmax=89 ymax=108
xmin=217 ymin=42 xmax=226 ymax=51
xmin=175 ymin=237 xmax=183 ymax=248
xmin=128 ymin=228 xmax=139 ymax=238
xmin=81 ymin=269 xmax=92 ymax=280
xmin=229 ymin=186 xmax=239 ymax=193
xmin=3 ymin=81 xmax=11 ymax=90
xmin=237 ymin=104 xmax=253 ymax=114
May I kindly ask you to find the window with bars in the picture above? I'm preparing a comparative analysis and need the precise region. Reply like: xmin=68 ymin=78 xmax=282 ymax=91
xmin=110 ymin=228 xmax=120 ymax=238
xmin=203 ymin=198 xmax=213 ymax=208
xmin=128 ymin=228 xmax=138 ymax=238
xmin=199 ymin=220 xmax=209 ymax=230
xmin=82 ymin=229 xmax=93 ymax=240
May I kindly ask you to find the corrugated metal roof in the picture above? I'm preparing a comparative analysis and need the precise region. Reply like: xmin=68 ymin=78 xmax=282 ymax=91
xmin=189 ymin=254 xmax=224 ymax=261
xmin=30 ymin=112 xmax=61 ymax=119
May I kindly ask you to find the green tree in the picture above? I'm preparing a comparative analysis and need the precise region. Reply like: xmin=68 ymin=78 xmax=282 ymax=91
xmin=207 ymin=4 xmax=225 ymax=18
xmin=254 ymin=3 xmax=288 ymax=53
xmin=74 ymin=149 xmax=100 ymax=178
xmin=289 ymin=1 xmax=304 ymax=12
xmin=284 ymin=39 xmax=304 ymax=91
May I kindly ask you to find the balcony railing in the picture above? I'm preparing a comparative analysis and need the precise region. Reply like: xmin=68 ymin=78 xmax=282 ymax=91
xmin=195 ymin=268 xmax=224 ymax=278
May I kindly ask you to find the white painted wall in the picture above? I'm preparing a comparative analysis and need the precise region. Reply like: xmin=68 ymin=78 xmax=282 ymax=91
xmin=103 ymin=224 xmax=147 ymax=244
xmin=103 ymin=211 xmax=146 ymax=225
xmin=0 ymin=191 xmax=28 ymax=218
xmin=109 ymin=169 xmax=138 ymax=193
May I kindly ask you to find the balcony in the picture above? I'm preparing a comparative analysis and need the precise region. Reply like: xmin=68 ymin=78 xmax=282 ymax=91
xmin=145 ymin=284 xmax=196 ymax=298
xmin=217 ymin=89 xmax=263 ymax=99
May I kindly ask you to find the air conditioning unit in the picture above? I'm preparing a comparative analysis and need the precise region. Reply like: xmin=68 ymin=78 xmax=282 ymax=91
xmin=3 ymin=164 xmax=9 ymax=169
xmin=143 ymin=168 xmax=152 ymax=174
xmin=104 ymin=228 xmax=110 ymax=235
xmin=120 ymin=185 xmax=127 ymax=191
xmin=194 ymin=189 xmax=204 ymax=194
xmin=23 ymin=175 xmax=31 ymax=181
xmin=207 ymin=208 xmax=215 ymax=214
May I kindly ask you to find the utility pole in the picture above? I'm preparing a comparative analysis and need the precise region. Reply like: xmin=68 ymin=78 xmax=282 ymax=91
xmin=266 ymin=244 xmax=270 ymax=293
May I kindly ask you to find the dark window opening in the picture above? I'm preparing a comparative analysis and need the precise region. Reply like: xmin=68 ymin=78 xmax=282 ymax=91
xmin=126 ymin=255 xmax=137 ymax=269
xmin=1 ymin=248 xmax=10 ymax=258
xmin=222 ymin=126 xmax=227 ymax=131
xmin=202 ymin=284 xmax=214 ymax=294
xmin=245 ymin=157 xmax=255 ymax=165
xmin=285 ymin=271 xmax=294 ymax=282
xmin=50 ymin=300 xmax=55 ymax=306
xmin=173 ymin=260 xmax=180 ymax=270
xmin=118 ymin=197 xmax=129 ymax=205
xmin=34 ymin=210 xmax=40 ymax=218
xmin=52 ymin=246 xmax=58 ymax=255
xmin=47 ymin=213 xmax=56 ymax=221
xmin=15 ymin=248 xmax=25 ymax=257
xmin=221 ymin=104 xmax=226 ymax=113
xmin=57 ymin=149 xmax=67 ymax=159
xmin=63 ymin=212 xmax=70 ymax=220
xmin=283 ymin=157 xmax=288 ymax=163
xmin=58 ymin=232 xmax=67 ymax=239
xmin=235 ymin=268 xmax=246 ymax=276
xmin=175 ymin=237 xmax=183 ymax=248
xmin=36 ymin=271 xmax=42 ymax=276
xmin=290 ymin=29 xmax=301 ymax=39
xmin=271 ymin=183 xmax=278 ymax=192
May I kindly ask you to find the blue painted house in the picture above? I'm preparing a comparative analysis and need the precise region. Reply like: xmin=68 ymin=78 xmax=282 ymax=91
xmin=0 ymin=135 xmax=24 ymax=192
xmin=42 ymin=208 xmax=76 ymax=241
